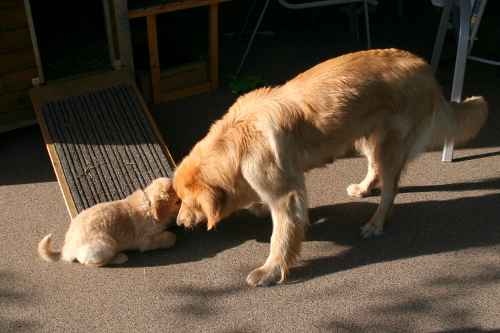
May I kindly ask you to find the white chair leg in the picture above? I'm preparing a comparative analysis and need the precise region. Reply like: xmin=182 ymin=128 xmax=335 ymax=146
xmin=236 ymin=0 xmax=271 ymax=76
xmin=431 ymin=0 xmax=452 ymax=72
xmin=442 ymin=0 xmax=471 ymax=162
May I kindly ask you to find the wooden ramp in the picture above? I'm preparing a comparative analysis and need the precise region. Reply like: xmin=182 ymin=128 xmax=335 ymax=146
xmin=30 ymin=71 xmax=175 ymax=218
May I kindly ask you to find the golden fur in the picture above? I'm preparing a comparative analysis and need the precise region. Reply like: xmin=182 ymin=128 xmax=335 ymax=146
xmin=173 ymin=48 xmax=488 ymax=286
xmin=38 ymin=178 xmax=180 ymax=266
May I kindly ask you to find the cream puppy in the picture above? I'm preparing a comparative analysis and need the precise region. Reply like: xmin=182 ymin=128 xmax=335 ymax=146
xmin=38 ymin=177 xmax=180 ymax=266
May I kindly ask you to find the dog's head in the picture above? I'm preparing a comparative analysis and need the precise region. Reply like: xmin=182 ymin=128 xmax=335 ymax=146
xmin=144 ymin=177 xmax=181 ymax=224
xmin=173 ymin=156 xmax=228 ymax=231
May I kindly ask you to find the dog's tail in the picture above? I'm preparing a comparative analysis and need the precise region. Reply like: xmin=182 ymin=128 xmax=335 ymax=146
xmin=428 ymin=96 xmax=488 ymax=149
xmin=38 ymin=234 xmax=61 ymax=262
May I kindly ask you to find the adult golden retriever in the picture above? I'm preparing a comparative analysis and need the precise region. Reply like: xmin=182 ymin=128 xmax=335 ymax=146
xmin=173 ymin=49 xmax=487 ymax=286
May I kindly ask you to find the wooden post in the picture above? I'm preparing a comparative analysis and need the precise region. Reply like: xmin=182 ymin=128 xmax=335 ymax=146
xmin=147 ymin=14 xmax=161 ymax=104
xmin=113 ymin=0 xmax=135 ymax=78
xmin=23 ymin=0 xmax=45 ymax=84
xmin=208 ymin=2 xmax=219 ymax=90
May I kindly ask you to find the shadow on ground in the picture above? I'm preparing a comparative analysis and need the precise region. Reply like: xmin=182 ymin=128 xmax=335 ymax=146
xmin=0 ymin=272 xmax=40 ymax=332
xmin=119 ymin=178 xmax=500 ymax=282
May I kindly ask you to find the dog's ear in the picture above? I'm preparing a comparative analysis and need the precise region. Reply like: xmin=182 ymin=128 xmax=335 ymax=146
xmin=200 ymin=186 xmax=227 ymax=231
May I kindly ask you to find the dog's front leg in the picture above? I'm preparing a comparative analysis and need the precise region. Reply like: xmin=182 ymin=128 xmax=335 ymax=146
xmin=246 ymin=189 xmax=308 ymax=287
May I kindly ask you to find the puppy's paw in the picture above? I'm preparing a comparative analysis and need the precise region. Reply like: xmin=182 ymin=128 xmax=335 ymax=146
xmin=160 ymin=231 xmax=176 ymax=249
xmin=360 ymin=222 xmax=383 ymax=239
xmin=246 ymin=264 xmax=283 ymax=287
xmin=347 ymin=183 xmax=371 ymax=198
xmin=110 ymin=253 xmax=128 ymax=265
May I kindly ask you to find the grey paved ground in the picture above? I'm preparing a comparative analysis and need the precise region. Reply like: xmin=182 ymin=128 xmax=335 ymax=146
xmin=2 ymin=3 xmax=500 ymax=332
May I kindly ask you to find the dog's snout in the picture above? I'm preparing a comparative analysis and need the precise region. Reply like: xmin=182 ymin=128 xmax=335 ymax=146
xmin=176 ymin=204 xmax=193 ymax=228
xmin=176 ymin=214 xmax=184 ymax=226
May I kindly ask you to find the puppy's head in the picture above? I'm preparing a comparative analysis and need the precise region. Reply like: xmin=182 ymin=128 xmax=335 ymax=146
xmin=144 ymin=177 xmax=181 ymax=224
xmin=173 ymin=158 xmax=226 ymax=230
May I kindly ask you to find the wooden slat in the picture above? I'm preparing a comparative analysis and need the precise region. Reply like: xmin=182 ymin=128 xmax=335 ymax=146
xmin=0 ymin=0 xmax=22 ymax=9
xmin=160 ymin=61 xmax=207 ymax=92
xmin=0 ymin=48 xmax=35 ymax=75
xmin=0 ymin=28 xmax=32 ymax=53
xmin=0 ymin=90 xmax=31 ymax=114
xmin=30 ymin=71 xmax=134 ymax=106
xmin=31 ymin=92 xmax=79 ymax=218
xmin=128 ymin=0 xmax=229 ymax=18
xmin=30 ymin=70 xmax=177 ymax=217
xmin=208 ymin=3 xmax=218 ymax=90
xmin=129 ymin=83 xmax=177 ymax=167
xmin=0 ymin=67 xmax=36 ymax=94
xmin=147 ymin=15 xmax=161 ymax=104
xmin=0 ymin=5 xmax=28 ymax=31
xmin=0 ymin=107 xmax=35 ymax=133
xmin=159 ymin=82 xmax=212 ymax=103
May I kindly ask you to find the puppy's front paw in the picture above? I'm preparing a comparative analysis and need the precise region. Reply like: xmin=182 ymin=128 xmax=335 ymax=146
xmin=347 ymin=183 xmax=371 ymax=198
xmin=110 ymin=253 xmax=128 ymax=265
xmin=246 ymin=264 xmax=283 ymax=287
xmin=360 ymin=222 xmax=383 ymax=239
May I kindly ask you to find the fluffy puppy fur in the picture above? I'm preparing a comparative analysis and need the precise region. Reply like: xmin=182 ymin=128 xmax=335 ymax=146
xmin=38 ymin=177 xmax=180 ymax=266
xmin=173 ymin=49 xmax=488 ymax=286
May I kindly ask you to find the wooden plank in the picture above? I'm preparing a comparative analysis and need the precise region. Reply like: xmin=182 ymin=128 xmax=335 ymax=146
xmin=23 ymin=0 xmax=45 ymax=84
xmin=147 ymin=15 xmax=161 ymax=104
xmin=0 ymin=0 xmax=23 ymax=9
xmin=0 ymin=67 xmax=36 ymax=94
xmin=113 ymin=0 xmax=135 ymax=77
xmin=0 ymin=48 xmax=35 ymax=75
xmin=29 ymin=70 xmax=177 ymax=217
xmin=0 ymin=107 xmax=35 ymax=133
xmin=160 ymin=61 xmax=207 ymax=92
xmin=29 ymin=70 xmax=134 ymax=107
xmin=128 ymin=0 xmax=229 ymax=18
xmin=0 ymin=5 xmax=28 ymax=31
xmin=31 ymin=90 xmax=79 ymax=218
xmin=208 ymin=3 xmax=219 ymax=90
xmin=0 ymin=90 xmax=32 ymax=114
xmin=159 ymin=82 xmax=212 ymax=103
xmin=129 ymin=83 xmax=177 ymax=167
xmin=0 ymin=28 xmax=32 ymax=53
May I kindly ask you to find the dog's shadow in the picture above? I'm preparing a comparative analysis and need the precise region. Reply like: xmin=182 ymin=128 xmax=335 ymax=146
xmin=119 ymin=178 xmax=500 ymax=283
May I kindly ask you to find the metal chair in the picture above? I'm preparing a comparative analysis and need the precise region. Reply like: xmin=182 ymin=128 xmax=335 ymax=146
xmin=236 ymin=0 xmax=378 ymax=75
xmin=431 ymin=0 xmax=492 ymax=161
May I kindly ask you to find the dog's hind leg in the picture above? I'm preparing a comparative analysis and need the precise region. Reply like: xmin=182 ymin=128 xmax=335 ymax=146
xmin=76 ymin=241 xmax=117 ymax=267
xmin=360 ymin=132 xmax=408 ymax=238
xmin=348 ymin=138 xmax=380 ymax=198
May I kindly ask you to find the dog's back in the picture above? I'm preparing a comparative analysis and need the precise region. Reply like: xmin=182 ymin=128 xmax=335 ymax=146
xmin=221 ymin=49 xmax=485 ymax=169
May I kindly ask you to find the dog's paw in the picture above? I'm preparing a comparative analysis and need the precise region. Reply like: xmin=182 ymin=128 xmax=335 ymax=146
xmin=246 ymin=264 xmax=283 ymax=287
xmin=347 ymin=183 xmax=371 ymax=198
xmin=360 ymin=222 xmax=383 ymax=239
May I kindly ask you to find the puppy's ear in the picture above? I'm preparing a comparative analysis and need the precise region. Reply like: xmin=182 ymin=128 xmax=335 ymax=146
xmin=151 ymin=196 xmax=179 ymax=223
xmin=200 ymin=187 xmax=226 ymax=231
xmin=148 ymin=180 xmax=180 ymax=223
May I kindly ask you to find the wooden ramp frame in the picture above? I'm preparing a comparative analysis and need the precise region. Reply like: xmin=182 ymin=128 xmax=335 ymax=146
xmin=31 ymin=71 xmax=176 ymax=218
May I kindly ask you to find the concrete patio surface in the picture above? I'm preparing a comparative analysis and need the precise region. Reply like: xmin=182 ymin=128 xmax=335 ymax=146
xmin=1 ymin=2 xmax=500 ymax=332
